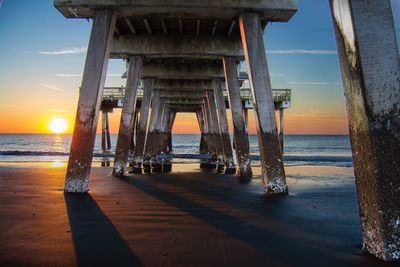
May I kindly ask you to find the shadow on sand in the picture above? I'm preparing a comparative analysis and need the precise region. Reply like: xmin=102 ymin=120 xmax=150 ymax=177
xmin=117 ymin=174 xmax=395 ymax=267
xmin=64 ymin=193 xmax=143 ymax=267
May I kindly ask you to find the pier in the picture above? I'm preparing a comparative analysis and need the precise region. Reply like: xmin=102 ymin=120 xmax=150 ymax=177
xmin=55 ymin=0 xmax=400 ymax=261
xmin=100 ymin=81 xmax=292 ymax=171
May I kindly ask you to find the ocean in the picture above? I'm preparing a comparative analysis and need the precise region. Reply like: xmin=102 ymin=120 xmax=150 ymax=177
xmin=0 ymin=134 xmax=353 ymax=167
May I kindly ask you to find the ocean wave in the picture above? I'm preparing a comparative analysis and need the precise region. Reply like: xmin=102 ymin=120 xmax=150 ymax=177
xmin=0 ymin=150 xmax=69 ymax=156
xmin=0 ymin=150 xmax=113 ymax=157
xmin=251 ymin=155 xmax=352 ymax=162
xmin=0 ymin=151 xmax=353 ymax=167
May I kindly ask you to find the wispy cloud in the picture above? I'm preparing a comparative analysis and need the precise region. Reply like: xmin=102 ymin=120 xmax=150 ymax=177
xmin=267 ymin=49 xmax=337 ymax=55
xmin=287 ymin=81 xmax=342 ymax=85
xmin=53 ymin=74 xmax=83 ymax=77
xmin=40 ymin=83 xmax=65 ymax=92
xmin=270 ymin=73 xmax=285 ymax=77
xmin=38 ymin=47 xmax=87 ymax=55
xmin=53 ymin=73 xmax=122 ymax=77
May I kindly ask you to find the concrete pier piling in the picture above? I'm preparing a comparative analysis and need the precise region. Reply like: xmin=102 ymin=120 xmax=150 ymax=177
xmin=167 ymin=110 xmax=176 ymax=153
xmin=279 ymin=108 xmax=284 ymax=154
xmin=101 ymin=111 xmax=112 ymax=167
xmin=130 ymin=110 xmax=138 ymax=151
xmin=101 ymin=111 xmax=108 ymax=151
xmin=132 ymin=77 xmax=154 ymax=174
xmin=127 ymin=110 xmax=138 ymax=171
xmin=143 ymin=89 xmax=161 ymax=173
xmin=113 ymin=56 xmax=143 ymax=177
xmin=206 ymin=89 xmax=225 ymax=172
xmin=203 ymin=96 xmax=218 ymax=169
xmin=223 ymin=56 xmax=252 ymax=180
xmin=196 ymin=109 xmax=208 ymax=156
xmin=160 ymin=107 xmax=172 ymax=173
xmin=64 ymin=10 xmax=116 ymax=193
xmin=151 ymin=97 xmax=165 ymax=173
xmin=212 ymin=78 xmax=236 ymax=174
xmin=330 ymin=0 xmax=400 ymax=261
xmin=243 ymin=108 xmax=249 ymax=132
xmin=239 ymin=12 xmax=287 ymax=194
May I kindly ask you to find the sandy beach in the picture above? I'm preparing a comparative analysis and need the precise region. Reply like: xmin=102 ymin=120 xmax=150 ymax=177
xmin=0 ymin=163 xmax=396 ymax=266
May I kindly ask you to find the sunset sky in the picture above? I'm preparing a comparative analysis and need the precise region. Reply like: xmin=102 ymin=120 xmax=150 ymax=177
xmin=0 ymin=0 xmax=399 ymax=134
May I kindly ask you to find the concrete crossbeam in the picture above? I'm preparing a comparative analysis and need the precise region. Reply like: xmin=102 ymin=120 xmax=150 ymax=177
xmin=154 ymin=79 xmax=213 ymax=90
xmin=165 ymin=100 xmax=204 ymax=105
xmin=55 ymin=0 xmax=297 ymax=22
xmin=122 ymin=62 xmax=225 ymax=79
xmin=111 ymin=35 xmax=244 ymax=59
xmin=159 ymin=91 xmax=206 ymax=98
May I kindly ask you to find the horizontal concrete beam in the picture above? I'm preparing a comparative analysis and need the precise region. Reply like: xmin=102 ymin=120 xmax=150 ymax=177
xmin=165 ymin=100 xmax=204 ymax=105
xmin=169 ymin=106 xmax=202 ymax=112
xmin=122 ymin=62 xmax=225 ymax=79
xmin=160 ymin=91 xmax=205 ymax=98
xmin=154 ymin=79 xmax=213 ymax=90
xmin=111 ymin=35 xmax=243 ymax=58
xmin=55 ymin=0 xmax=297 ymax=22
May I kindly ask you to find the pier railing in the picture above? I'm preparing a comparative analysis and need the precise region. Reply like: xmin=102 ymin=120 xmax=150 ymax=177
xmin=102 ymin=86 xmax=292 ymax=103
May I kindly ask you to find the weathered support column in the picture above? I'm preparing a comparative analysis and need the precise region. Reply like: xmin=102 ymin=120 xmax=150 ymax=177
xmin=279 ymin=108 xmax=284 ymax=154
xmin=223 ymin=56 xmax=252 ymax=180
xmin=128 ymin=109 xmax=139 ymax=171
xmin=207 ymin=96 xmax=219 ymax=157
xmin=203 ymin=102 xmax=213 ymax=155
xmin=212 ymin=78 xmax=236 ymax=174
xmin=202 ymin=100 xmax=218 ymax=169
xmin=239 ymin=12 xmax=287 ymax=193
xmin=151 ymin=98 xmax=166 ymax=173
xmin=143 ymin=89 xmax=160 ymax=173
xmin=330 ymin=0 xmax=400 ymax=261
xmin=196 ymin=109 xmax=207 ymax=154
xmin=161 ymin=104 xmax=172 ymax=172
xmin=206 ymin=89 xmax=225 ymax=172
xmin=131 ymin=110 xmax=138 ymax=152
xmin=131 ymin=78 xmax=154 ymax=174
xmin=101 ymin=111 xmax=107 ymax=151
xmin=105 ymin=111 xmax=111 ymax=150
xmin=113 ymin=56 xmax=143 ymax=177
xmin=167 ymin=110 xmax=176 ymax=153
xmin=101 ymin=110 xmax=108 ymax=167
xmin=243 ymin=108 xmax=249 ymax=132
xmin=160 ymin=103 xmax=170 ymax=154
xmin=65 ymin=10 xmax=116 ymax=193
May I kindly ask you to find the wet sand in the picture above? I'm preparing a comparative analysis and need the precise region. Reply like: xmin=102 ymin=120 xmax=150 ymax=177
xmin=0 ymin=163 xmax=396 ymax=266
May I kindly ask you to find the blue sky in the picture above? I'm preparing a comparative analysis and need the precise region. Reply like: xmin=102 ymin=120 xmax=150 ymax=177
xmin=0 ymin=0 xmax=399 ymax=133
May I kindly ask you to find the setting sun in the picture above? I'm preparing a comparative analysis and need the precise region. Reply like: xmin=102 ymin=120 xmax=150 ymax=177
xmin=48 ymin=118 xmax=68 ymax=133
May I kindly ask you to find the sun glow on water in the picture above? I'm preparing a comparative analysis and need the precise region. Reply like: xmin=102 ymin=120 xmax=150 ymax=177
xmin=48 ymin=118 xmax=68 ymax=134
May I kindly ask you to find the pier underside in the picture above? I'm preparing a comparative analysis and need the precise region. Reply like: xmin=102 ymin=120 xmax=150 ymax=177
xmin=55 ymin=0 xmax=400 ymax=261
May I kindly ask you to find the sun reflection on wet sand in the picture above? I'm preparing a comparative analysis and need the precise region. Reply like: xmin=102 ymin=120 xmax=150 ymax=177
xmin=50 ymin=161 xmax=66 ymax=168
